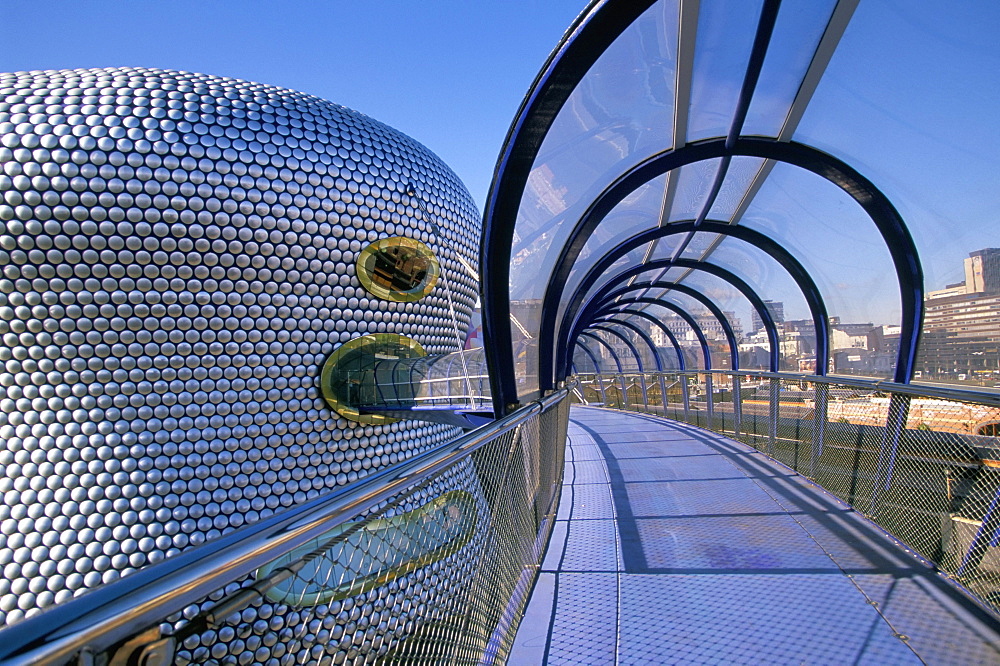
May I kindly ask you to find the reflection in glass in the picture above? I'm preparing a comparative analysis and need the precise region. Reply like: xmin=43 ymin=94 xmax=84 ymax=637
xmin=321 ymin=334 xmax=427 ymax=425
xmin=357 ymin=237 xmax=440 ymax=302
xmin=256 ymin=490 xmax=477 ymax=606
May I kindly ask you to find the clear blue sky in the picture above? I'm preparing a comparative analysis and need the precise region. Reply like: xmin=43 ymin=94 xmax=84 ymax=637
xmin=3 ymin=0 xmax=999 ymax=329
xmin=0 ymin=0 xmax=587 ymax=212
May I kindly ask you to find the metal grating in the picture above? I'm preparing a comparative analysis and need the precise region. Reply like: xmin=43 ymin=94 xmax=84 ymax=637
xmin=583 ymin=371 xmax=1000 ymax=617
xmin=0 ymin=393 xmax=569 ymax=665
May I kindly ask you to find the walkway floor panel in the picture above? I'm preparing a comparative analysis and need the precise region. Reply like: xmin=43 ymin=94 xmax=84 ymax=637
xmin=511 ymin=406 xmax=1000 ymax=664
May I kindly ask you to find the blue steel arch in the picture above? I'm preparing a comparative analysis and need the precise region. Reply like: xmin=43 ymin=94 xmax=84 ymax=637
xmin=546 ymin=220 xmax=829 ymax=387
xmin=574 ymin=338 xmax=604 ymax=373
xmin=601 ymin=280 xmax=744 ymax=370
xmin=593 ymin=282 xmax=745 ymax=367
xmin=533 ymin=137 xmax=920 ymax=397
xmin=482 ymin=0 xmax=785 ymax=414
xmin=562 ymin=258 xmax=780 ymax=384
xmin=590 ymin=311 xmax=707 ymax=372
xmin=592 ymin=317 xmax=665 ymax=373
xmin=598 ymin=286 xmax=741 ymax=366
xmin=602 ymin=307 xmax=687 ymax=372
xmin=579 ymin=331 xmax=625 ymax=374
xmin=598 ymin=294 xmax=739 ymax=371
xmin=481 ymin=0 xmax=661 ymax=414
xmin=581 ymin=297 xmax=712 ymax=371
xmin=588 ymin=323 xmax=647 ymax=373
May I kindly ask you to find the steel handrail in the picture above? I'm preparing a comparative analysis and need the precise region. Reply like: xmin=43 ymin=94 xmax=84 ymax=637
xmin=576 ymin=370 xmax=1000 ymax=409
xmin=0 ymin=389 xmax=569 ymax=665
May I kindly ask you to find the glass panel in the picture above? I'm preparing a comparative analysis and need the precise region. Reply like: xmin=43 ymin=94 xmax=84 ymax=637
xmin=507 ymin=0 xmax=680 ymax=398
xmin=666 ymin=159 xmax=723 ymax=222
xmin=742 ymin=0 xmax=838 ymax=137
xmin=562 ymin=174 xmax=669 ymax=304
xmin=706 ymin=156 xmax=767 ymax=221
xmin=676 ymin=230 xmax=724 ymax=262
xmin=602 ymin=318 xmax=662 ymax=373
xmin=572 ymin=344 xmax=600 ymax=373
xmin=740 ymin=162 xmax=899 ymax=379
xmin=602 ymin=313 xmax=680 ymax=372
xmin=687 ymin=0 xmax=764 ymax=141
xmin=625 ymin=301 xmax=705 ymax=370
xmin=792 ymin=0 xmax=1000 ymax=386
xmin=579 ymin=331 xmax=621 ymax=372
xmin=586 ymin=328 xmax=641 ymax=373
xmin=661 ymin=270 xmax=782 ymax=371
xmin=628 ymin=266 xmax=691 ymax=302
xmin=563 ymin=244 xmax=652 ymax=334
xmin=636 ymin=290 xmax=739 ymax=371
xmin=701 ymin=236 xmax=820 ymax=374
xmin=508 ymin=4 xmax=678 ymax=296
xmin=574 ymin=337 xmax=609 ymax=374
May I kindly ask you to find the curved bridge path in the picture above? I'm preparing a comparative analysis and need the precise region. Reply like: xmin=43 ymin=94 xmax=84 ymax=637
xmin=511 ymin=407 xmax=1000 ymax=664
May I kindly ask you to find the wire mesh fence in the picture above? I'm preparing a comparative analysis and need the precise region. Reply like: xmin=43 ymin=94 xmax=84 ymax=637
xmin=0 ymin=393 xmax=569 ymax=666
xmin=169 ymin=399 xmax=566 ymax=665
xmin=573 ymin=372 xmax=1000 ymax=614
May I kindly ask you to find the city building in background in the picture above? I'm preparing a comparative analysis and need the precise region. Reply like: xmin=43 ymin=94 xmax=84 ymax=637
xmin=919 ymin=249 xmax=1000 ymax=382
xmin=749 ymin=299 xmax=784 ymax=335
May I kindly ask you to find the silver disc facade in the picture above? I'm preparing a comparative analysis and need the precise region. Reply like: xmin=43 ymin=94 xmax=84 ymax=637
xmin=0 ymin=67 xmax=482 ymax=659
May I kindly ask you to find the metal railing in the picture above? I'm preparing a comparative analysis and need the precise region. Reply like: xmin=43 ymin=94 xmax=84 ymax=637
xmin=361 ymin=348 xmax=492 ymax=410
xmin=0 ymin=390 xmax=570 ymax=666
xmin=573 ymin=370 xmax=1000 ymax=615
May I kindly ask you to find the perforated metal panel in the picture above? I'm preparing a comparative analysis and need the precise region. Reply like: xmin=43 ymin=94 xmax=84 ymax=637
xmin=0 ymin=68 xmax=482 ymax=649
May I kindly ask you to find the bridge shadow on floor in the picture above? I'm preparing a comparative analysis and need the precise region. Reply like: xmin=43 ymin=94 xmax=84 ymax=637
xmin=511 ymin=406 xmax=1000 ymax=665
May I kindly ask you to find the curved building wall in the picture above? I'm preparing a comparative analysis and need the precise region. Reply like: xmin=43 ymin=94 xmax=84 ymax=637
xmin=0 ymin=67 xmax=482 ymax=634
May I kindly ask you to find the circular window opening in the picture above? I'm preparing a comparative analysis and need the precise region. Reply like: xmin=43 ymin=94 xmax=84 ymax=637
xmin=320 ymin=333 xmax=426 ymax=424
xmin=356 ymin=237 xmax=440 ymax=302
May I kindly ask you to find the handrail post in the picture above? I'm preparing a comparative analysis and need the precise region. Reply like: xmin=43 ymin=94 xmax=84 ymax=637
xmin=733 ymin=373 xmax=743 ymax=438
xmin=658 ymin=372 xmax=669 ymax=417
xmin=768 ymin=377 xmax=780 ymax=455
xmin=639 ymin=373 xmax=649 ymax=411
xmin=705 ymin=373 xmax=714 ymax=431
xmin=810 ymin=381 xmax=828 ymax=477
xmin=598 ymin=373 xmax=608 ymax=406
xmin=619 ymin=373 xmax=629 ymax=409
xmin=681 ymin=372 xmax=691 ymax=421
xmin=868 ymin=392 xmax=910 ymax=513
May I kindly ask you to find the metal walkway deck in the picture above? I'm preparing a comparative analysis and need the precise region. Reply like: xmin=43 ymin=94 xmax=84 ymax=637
xmin=511 ymin=406 xmax=1000 ymax=664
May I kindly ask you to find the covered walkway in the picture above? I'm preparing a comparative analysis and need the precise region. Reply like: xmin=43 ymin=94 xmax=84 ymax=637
xmin=512 ymin=407 xmax=1000 ymax=664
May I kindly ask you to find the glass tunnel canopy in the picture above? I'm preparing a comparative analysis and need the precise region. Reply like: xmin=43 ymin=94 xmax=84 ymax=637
xmin=481 ymin=0 xmax=1000 ymax=413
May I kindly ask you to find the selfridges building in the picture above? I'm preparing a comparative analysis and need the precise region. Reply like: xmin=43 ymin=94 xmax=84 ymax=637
xmin=0 ymin=68 xmax=483 ymax=662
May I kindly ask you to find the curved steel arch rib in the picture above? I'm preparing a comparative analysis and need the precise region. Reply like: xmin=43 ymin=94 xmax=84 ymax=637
xmin=483 ymin=0 xmax=785 ymax=413
xmin=588 ymin=323 xmax=647 ymax=373
xmin=573 ymin=338 xmax=604 ymax=374
xmin=598 ymin=293 xmax=739 ymax=371
xmin=578 ymin=331 xmax=625 ymax=374
xmin=561 ymin=258 xmax=780 ymax=384
xmin=544 ymin=220 xmax=829 ymax=387
xmin=596 ymin=282 xmax=744 ymax=366
xmin=533 ymin=138 xmax=920 ymax=394
xmin=582 ymin=297 xmax=712 ymax=372
xmin=600 ymin=307 xmax=687 ymax=372
xmin=592 ymin=317 xmax=664 ymax=373
xmin=481 ymin=0 xmax=660 ymax=414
